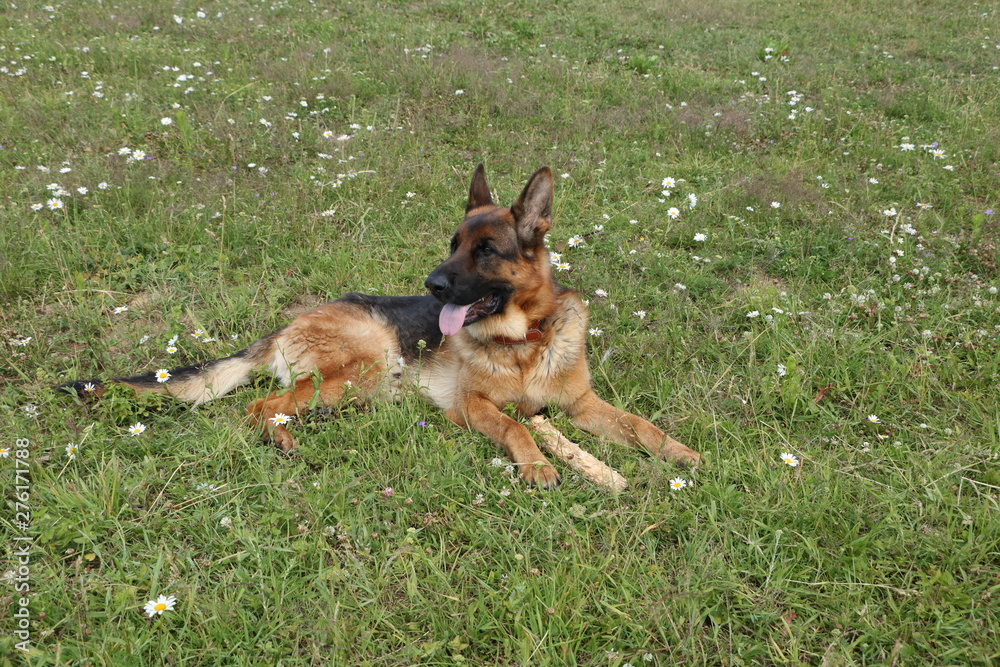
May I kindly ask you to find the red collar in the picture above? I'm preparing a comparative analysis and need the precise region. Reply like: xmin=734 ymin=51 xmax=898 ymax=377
xmin=493 ymin=320 xmax=543 ymax=345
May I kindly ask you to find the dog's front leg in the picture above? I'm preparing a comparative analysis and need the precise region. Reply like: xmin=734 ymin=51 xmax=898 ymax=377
xmin=447 ymin=394 xmax=561 ymax=489
xmin=564 ymin=390 xmax=700 ymax=465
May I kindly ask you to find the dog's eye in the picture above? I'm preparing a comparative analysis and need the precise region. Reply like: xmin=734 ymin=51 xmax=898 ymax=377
xmin=480 ymin=245 xmax=494 ymax=255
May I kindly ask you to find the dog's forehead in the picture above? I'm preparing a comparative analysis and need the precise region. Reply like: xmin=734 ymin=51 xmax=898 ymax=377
xmin=456 ymin=209 xmax=516 ymax=243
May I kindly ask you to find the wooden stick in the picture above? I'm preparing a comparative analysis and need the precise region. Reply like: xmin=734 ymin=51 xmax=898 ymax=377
xmin=529 ymin=416 xmax=628 ymax=492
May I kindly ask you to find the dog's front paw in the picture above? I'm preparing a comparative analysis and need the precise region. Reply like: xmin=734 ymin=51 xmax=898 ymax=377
xmin=520 ymin=460 xmax=561 ymax=490
xmin=659 ymin=436 xmax=701 ymax=466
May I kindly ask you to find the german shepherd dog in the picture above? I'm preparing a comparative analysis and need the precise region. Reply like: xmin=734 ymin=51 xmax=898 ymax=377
xmin=64 ymin=165 xmax=700 ymax=488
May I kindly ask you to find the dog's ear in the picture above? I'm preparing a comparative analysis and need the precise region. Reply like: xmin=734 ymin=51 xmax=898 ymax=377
xmin=466 ymin=163 xmax=494 ymax=213
xmin=511 ymin=166 xmax=553 ymax=249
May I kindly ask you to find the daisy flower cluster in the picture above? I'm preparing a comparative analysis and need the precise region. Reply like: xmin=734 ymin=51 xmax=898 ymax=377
xmin=118 ymin=147 xmax=149 ymax=163
xmin=155 ymin=328 xmax=229 ymax=357
xmin=152 ymin=57 xmax=392 ymax=148
xmin=878 ymin=217 xmax=927 ymax=277
xmin=657 ymin=176 xmax=699 ymax=222
xmin=864 ymin=414 xmax=892 ymax=442
xmin=403 ymin=44 xmax=434 ymax=57
xmin=248 ymin=87 xmax=394 ymax=150
xmin=897 ymin=137 xmax=956 ymax=172
xmin=548 ymin=247 xmax=574 ymax=272
xmin=6 ymin=334 xmax=32 ymax=361
xmin=157 ymin=61 xmax=218 ymax=96
xmin=170 ymin=9 xmax=222 ymax=23
xmin=0 ymin=61 xmax=29 ymax=77
xmin=759 ymin=46 xmax=791 ymax=63
xmin=21 ymin=168 xmax=112 ymax=212
xmin=307 ymin=160 xmax=373 ymax=191
xmin=546 ymin=210 xmax=606 ymax=273
xmin=745 ymin=302 xmax=799 ymax=326
xmin=784 ymin=90 xmax=814 ymax=121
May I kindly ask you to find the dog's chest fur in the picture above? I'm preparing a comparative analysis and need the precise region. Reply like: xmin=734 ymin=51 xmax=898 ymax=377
xmin=416 ymin=292 xmax=589 ymax=410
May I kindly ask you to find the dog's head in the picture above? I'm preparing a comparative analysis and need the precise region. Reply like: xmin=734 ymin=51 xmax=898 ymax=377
xmin=425 ymin=164 xmax=557 ymax=339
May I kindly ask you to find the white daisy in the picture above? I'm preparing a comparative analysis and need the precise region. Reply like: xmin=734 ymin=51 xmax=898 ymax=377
xmin=780 ymin=452 xmax=799 ymax=467
xmin=143 ymin=595 xmax=177 ymax=618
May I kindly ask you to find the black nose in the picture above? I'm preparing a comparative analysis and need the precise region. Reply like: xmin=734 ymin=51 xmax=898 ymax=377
xmin=425 ymin=270 xmax=451 ymax=296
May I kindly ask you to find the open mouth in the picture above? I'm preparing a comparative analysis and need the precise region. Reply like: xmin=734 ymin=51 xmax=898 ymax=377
xmin=438 ymin=293 xmax=503 ymax=336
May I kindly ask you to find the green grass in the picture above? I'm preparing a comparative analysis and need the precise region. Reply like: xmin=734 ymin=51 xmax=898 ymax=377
xmin=2 ymin=0 xmax=1000 ymax=664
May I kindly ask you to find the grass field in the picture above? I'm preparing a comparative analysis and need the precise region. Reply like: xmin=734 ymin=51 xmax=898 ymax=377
xmin=2 ymin=0 xmax=1000 ymax=664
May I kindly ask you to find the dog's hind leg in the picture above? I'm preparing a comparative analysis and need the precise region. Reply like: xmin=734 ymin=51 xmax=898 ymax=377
xmin=246 ymin=365 xmax=374 ymax=452
xmin=246 ymin=380 xmax=314 ymax=452
xmin=247 ymin=379 xmax=336 ymax=452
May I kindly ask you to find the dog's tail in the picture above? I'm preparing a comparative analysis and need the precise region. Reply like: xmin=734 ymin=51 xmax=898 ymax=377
xmin=61 ymin=334 xmax=278 ymax=405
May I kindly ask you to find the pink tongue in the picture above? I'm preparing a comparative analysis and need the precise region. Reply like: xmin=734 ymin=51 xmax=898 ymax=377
xmin=439 ymin=303 xmax=472 ymax=336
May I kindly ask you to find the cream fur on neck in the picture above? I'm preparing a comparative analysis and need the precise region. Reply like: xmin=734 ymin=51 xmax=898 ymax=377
xmin=463 ymin=305 xmax=531 ymax=343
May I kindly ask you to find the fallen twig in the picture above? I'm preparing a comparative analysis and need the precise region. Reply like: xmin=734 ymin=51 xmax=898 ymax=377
xmin=529 ymin=416 xmax=628 ymax=492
